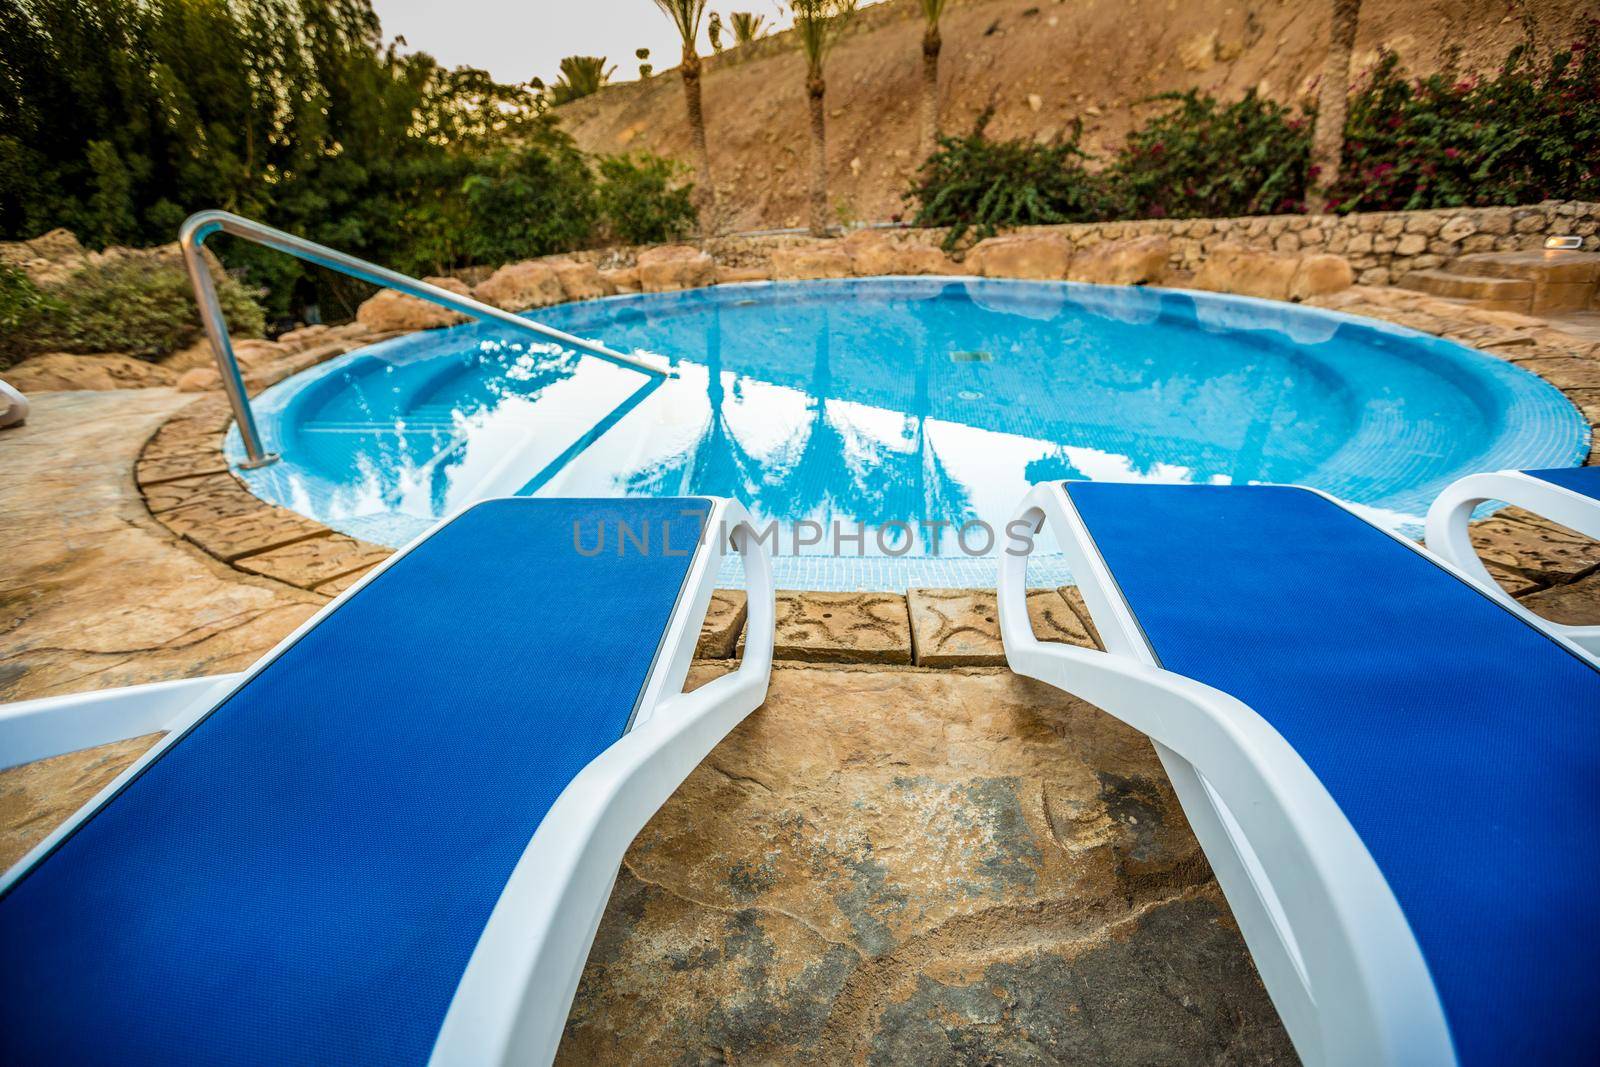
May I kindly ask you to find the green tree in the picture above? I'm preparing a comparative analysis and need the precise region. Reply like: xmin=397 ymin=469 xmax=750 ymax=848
xmin=550 ymin=55 xmax=614 ymax=104
xmin=596 ymin=154 xmax=698 ymax=244
xmin=650 ymin=1 xmax=717 ymax=231
xmin=729 ymin=11 xmax=767 ymax=45
xmin=789 ymin=0 xmax=858 ymax=237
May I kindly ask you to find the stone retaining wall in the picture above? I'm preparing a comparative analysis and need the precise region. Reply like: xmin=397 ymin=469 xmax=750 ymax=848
xmin=1019 ymin=200 xmax=1600 ymax=288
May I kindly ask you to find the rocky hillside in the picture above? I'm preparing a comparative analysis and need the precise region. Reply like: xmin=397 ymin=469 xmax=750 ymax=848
xmin=557 ymin=0 xmax=1594 ymax=231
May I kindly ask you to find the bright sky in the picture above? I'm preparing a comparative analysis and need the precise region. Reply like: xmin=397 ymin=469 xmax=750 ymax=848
xmin=370 ymin=0 xmax=792 ymax=87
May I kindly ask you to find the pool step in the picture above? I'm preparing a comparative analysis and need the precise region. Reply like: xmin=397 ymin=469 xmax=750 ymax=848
xmin=1397 ymin=270 xmax=1534 ymax=312
xmin=1397 ymin=251 xmax=1600 ymax=315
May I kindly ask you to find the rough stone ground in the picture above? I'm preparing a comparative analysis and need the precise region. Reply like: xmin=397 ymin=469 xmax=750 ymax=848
xmin=0 ymin=391 xmax=322 ymax=701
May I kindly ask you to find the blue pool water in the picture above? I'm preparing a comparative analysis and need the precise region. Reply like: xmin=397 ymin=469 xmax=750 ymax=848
xmin=229 ymin=278 xmax=1588 ymax=590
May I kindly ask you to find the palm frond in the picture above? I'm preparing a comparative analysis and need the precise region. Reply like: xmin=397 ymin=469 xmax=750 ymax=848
xmin=650 ymin=0 xmax=707 ymax=48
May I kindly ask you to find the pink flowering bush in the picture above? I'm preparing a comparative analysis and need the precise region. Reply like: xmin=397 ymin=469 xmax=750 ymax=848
xmin=1331 ymin=21 xmax=1599 ymax=211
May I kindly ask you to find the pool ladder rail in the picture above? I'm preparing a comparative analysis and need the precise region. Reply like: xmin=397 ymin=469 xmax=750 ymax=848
xmin=178 ymin=210 xmax=668 ymax=469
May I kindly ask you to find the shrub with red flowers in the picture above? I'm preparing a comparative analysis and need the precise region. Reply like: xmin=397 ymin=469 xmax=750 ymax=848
xmin=1108 ymin=90 xmax=1312 ymax=219
xmin=903 ymin=24 xmax=1597 ymax=237
xmin=1330 ymin=21 xmax=1600 ymax=211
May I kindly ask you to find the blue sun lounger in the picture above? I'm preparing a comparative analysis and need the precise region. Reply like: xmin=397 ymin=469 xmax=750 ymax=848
xmin=998 ymin=481 xmax=1599 ymax=1067
xmin=1427 ymin=465 xmax=1600 ymax=656
xmin=0 ymin=496 xmax=774 ymax=1066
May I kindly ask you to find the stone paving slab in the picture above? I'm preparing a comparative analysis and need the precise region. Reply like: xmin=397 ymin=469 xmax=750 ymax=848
xmin=1508 ymin=356 xmax=1600 ymax=392
xmin=907 ymin=588 xmax=1098 ymax=666
xmin=1058 ymin=585 xmax=1105 ymax=649
xmin=771 ymin=591 xmax=912 ymax=664
xmin=232 ymin=533 xmax=395 ymax=591
xmin=314 ymin=563 xmax=385 ymax=598
xmin=1470 ymin=515 xmax=1600 ymax=585
xmin=140 ymin=471 xmax=242 ymax=515
xmin=170 ymin=505 xmax=331 ymax=563
xmin=0 ymin=733 xmax=164 ymax=870
xmin=1519 ymin=572 xmax=1600 ymax=626
xmin=695 ymin=589 xmax=748 ymax=659
xmin=1486 ymin=561 xmax=1543 ymax=598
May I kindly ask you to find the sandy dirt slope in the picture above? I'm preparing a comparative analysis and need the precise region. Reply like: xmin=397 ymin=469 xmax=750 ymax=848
xmin=556 ymin=0 xmax=1593 ymax=231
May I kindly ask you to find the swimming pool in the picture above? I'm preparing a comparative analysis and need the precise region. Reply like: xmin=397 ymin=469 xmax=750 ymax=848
xmin=228 ymin=278 xmax=1589 ymax=590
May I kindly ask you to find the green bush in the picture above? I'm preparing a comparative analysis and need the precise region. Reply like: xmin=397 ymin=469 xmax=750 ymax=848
xmin=906 ymin=113 xmax=1116 ymax=247
xmin=1110 ymin=90 xmax=1311 ymax=218
xmin=0 ymin=265 xmax=61 ymax=368
xmin=1331 ymin=24 xmax=1600 ymax=211
xmin=6 ymin=259 xmax=264 ymax=362
xmin=459 ymin=142 xmax=600 ymax=267
xmin=595 ymin=154 xmax=697 ymax=245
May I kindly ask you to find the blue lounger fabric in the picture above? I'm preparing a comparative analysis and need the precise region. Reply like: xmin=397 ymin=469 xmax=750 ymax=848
xmin=1526 ymin=464 xmax=1600 ymax=501
xmin=1064 ymin=482 xmax=1599 ymax=1067
xmin=0 ymin=496 xmax=711 ymax=1065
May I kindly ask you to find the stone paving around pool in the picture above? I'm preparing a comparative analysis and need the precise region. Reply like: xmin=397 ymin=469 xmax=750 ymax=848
xmin=3 ymin=280 xmax=1599 ymax=1063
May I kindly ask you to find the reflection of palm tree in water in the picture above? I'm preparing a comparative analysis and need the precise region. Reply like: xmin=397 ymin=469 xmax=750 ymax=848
xmin=630 ymin=301 xmax=972 ymax=545
xmin=768 ymin=310 xmax=972 ymax=546
xmin=626 ymin=302 xmax=766 ymax=499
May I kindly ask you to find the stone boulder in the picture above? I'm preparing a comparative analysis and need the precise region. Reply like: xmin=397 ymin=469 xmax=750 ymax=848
xmin=601 ymin=266 xmax=641 ymax=294
xmin=547 ymin=259 xmax=611 ymax=302
xmin=636 ymin=245 xmax=715 ymax=292
xmin=0 ymin=228 xmax=89 ymax=286
xmin=1068 ymin=235 xmax=1171 ymax=286
xmin=1289 ymin=254 xmax=1355 ymax=301
xmin=771 ymin=243 xmax=854 ymax=281
xmin=4 ymin=353 xmax=176 ymax=391
xmin=714 ymin=264 xmax=772 ymax=285
xmin=966 ymin=232 xmax=1073 ymax=280
xmin=356 ymin=276 xmax=472 ymax=332
xmin=275 ymin=324 xmax=332 ymax=350
xmin=1192 ymin=245 xmax=1302 ymax=301
xmin=172 ymin=339 xmax=292 ymax=392
xmin=841 ymin=231 xmax=956 ymax=276
xmin=472 ymin=262 xmax=564 ymax=311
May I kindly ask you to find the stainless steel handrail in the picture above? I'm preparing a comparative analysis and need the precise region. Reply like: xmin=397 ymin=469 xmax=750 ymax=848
xmin=178 ymin=209 xmax=667 ymax=468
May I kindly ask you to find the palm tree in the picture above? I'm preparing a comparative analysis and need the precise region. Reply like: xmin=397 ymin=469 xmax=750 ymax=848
xmin=917 ymin=0 xmax=951 ymax=158
xmin=651 ymin=1 xmax=717 ymax=229
xmin=1307 ymin=0 xmax=1361 ymax=212
xmin=730 ymin=11 xmax=767 ymax=45
xmin=549 ymin=55 xmax=614 ymax=104
xmin=790 ymin=0 xmax=859 ymax=237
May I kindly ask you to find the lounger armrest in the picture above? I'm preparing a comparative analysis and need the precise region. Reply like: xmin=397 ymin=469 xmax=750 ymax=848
xmin=1426 ymin=470 xmax=1600 ymax=657
xmin=0 ymin=674 xmax=244 ymax=771
xmin=657 ymin=509 xmax=775 ymax=717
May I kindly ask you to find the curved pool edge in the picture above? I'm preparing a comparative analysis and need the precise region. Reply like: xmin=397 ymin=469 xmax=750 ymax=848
xmin=133 ymin=279 xmax=1595 ymax=596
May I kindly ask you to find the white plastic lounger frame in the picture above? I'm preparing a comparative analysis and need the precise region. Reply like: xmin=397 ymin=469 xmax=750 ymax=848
xmin=1426 ymin=469 xmax=1600 ymax=657
xmin=0 ymin=496 xmax=775 ymax=1067
xmin=997 ymin=483 xmax=1461 ymax=1067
